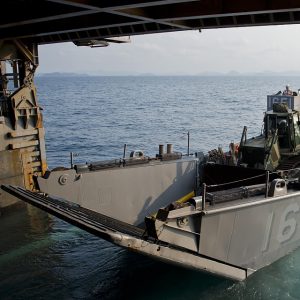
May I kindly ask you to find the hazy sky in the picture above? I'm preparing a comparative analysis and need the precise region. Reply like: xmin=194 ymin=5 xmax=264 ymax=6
xmin=38 ymin=24 xmax=300 ymax=75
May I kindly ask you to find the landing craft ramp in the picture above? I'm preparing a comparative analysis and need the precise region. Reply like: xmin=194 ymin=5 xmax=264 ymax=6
xmin=1 ymin=184 xmax=250 ymax=280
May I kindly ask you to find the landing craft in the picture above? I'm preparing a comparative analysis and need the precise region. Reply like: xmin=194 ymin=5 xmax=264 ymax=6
xmin=4 ymin=91 xmax=300 ymax=280
xmin=2 ymin=0 xmax=300 ymax=281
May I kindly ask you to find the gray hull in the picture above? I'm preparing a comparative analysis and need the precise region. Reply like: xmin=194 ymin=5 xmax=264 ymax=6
xmin=37 ymin=157 xmax=198 ymax=226
xmin=200 ymin=192 xmax=300 ymax=271
xmin=4 ymin=177 xmax=300 ymax=281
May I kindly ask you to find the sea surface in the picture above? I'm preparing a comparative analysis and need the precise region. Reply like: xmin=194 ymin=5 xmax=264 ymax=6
xmin=1 ymin=76 xmax=300 ymax=299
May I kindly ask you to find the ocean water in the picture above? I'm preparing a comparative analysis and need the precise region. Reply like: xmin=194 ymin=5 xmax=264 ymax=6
xmin=1 ymin=76 xmax=300 ymax=299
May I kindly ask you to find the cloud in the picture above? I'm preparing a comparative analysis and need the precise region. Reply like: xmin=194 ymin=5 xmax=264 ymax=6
xmin=38 ymin=24 xmax=300 ymax=75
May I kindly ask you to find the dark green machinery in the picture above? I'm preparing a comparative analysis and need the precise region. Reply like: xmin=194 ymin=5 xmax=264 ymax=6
xmin=239 ymin=95 xmax=300 ymax=171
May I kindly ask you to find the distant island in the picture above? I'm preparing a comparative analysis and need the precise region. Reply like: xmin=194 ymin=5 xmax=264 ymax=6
xmin=37 ymin=72 xmax=89 ymax=77
xmin=36 ymin=71 xmax=300 ymax=77
xmin=194 ymin=70 xmax=300 ymax=77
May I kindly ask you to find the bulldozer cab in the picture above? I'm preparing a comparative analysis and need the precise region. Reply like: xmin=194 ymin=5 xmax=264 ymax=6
xmin=265 ymin=110 xmax=300 ymax=154
xmin=265 ymin=112 xmax=291 ymax=152
xmin=238 ymin=94 xmax=300 ymax=171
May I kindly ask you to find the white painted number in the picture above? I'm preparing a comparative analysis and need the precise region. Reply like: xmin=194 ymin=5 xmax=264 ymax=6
xmin=277 ymin=203 xmax=300 ymax=243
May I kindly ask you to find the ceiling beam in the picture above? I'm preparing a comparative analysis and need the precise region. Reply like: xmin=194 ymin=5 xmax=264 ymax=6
xmin=0 ymin=10 xmax=98 ymax=29
xmin=31 ymin=24 xmax=184 ymax=45
xmin=46 ymin=0 xmax=200 ymax=11
xmin=0 ymin=13 xmax=146 ymax=40
xmin=118 ymin=0 xmax=300 ymax=23
xmin=46 ymin=0 xmax=195 ymax=30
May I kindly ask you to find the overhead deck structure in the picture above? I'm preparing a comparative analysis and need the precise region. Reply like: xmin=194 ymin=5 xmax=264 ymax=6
xmin=1 ymin=0 xmax=300 ymax=45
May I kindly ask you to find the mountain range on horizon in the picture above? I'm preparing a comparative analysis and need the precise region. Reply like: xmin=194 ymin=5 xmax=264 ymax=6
xmin=36 ymin=70 xmax=300 ymax=77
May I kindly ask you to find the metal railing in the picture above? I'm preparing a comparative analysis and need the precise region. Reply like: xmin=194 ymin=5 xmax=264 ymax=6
xmin=200 ymin=167 xmax=300 ymax=209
